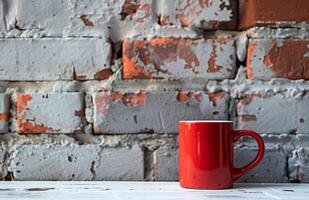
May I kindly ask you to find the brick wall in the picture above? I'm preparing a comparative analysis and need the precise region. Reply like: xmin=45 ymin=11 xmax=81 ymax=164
xmin=0 ymin=0 xmax=308 ymax=182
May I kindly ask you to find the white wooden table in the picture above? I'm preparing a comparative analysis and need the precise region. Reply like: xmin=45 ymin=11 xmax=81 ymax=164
xmin=0 ymin=182 xmax=308 ymax=200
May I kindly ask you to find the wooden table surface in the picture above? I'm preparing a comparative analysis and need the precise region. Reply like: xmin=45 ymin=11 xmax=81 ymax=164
xmin=0 ymin=181 xmax=308 ymax=200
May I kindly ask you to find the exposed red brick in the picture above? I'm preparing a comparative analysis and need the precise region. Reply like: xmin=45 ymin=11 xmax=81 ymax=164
xmin=246 ymin=44 xmax=257 ymax=79
xmin=179 ymin=44 xmax=200 ymax=69
xmin=0 ymin=113 xmax=9 ymax=121
xmin=95 ymin=94 xmax=112 ymax=115
xmin=159 ymin=15 xmax=172 ymax=26
xmin=75 ymin=75 xmax=87 ymax=81
xmin=17 ymin=95 xmax=32 ymax=114
xmin=95 ymin=91 xmax=146 ymax=115
xmin=80 ymin=15 xmax=94 ymax=26
xmin=263 ymin=40 xmax=309 ymax=80
xmin=205 ymin=20 xmax=236 ymax=30
xmin=135 ymin=3 xmax=150 ymax=23
xmin=177 ymin=15 xmax=190 ymax=27
xmin=17 ymin=120 xmax=58 ymax=134
xmin=158 ymin=0 xmax=236 ymax=29
xmin=263 ymin=54 xmax=272 ymax=66
xmin=207 ymin=44 xmax=223 ymax=73
xmin=123 ymin=38 xmax=201 ymax=79
xmin=199 ymin=0 xmax=209 ymax=8
xmin=239 ymin=0 xmax=309 ymax=29
xmin=122 ymin=92 xmax=146 ymax=107
xmin=16 ymin=94 xmax=60 ymax=134
xmin=120 ymin=0 xmax=140 ymax=20
xmin=120 ymin=0 xmax=150 ymax=23
xmin=94 ymin=68 xmax=113 ymax=80
xmin=208 ymin=92 xmax=228 ymax=106
xmin=177 ymin=90 xmax=202 ymax=103
xmin=74 ymin=110 xmax=85 ymax=117
xmin=123 ymin=39 xmax=153 ymax=79
xmin=238 ymin=92 xmax=262 ymax=106
xmin=177 ymin=90 xmax=191 ymax=103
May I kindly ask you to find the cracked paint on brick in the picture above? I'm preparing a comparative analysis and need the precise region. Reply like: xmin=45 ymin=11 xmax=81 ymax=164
xmin=158 ymin=0 xmax=236 ymax=29
xmin=94 ymin=68 xmax=113 ymax=80
xmin=239 ymin=0 xmax=309 ymax=29
xmin=263 ymin=40 xmax=309 ymax=79
xmin=123 ymin=37 xmax=236 ymax=80
xmin=176 ymin=90 xmax=203 ymax=103
xmin=16 ymin=93 xmax=84 ymax=134
xmin=120 ymin=0 xmax=150 ymax=23
xmin=247 ymin=39 xmax=309 ymax=80
xmin=0 ymin=94 xmax=10 ymax=132
xmin=93 ymin=91 xmax=229 ymax=134
xmin=207 ymin=92 xmax=228 ymax=107
xmin=17 ymin=95 xmax=58 ymax=134
xmin=80 ymin=15 xmax=94 ymax=26
xmin=236 ymin=93 xmax=309 ymax=134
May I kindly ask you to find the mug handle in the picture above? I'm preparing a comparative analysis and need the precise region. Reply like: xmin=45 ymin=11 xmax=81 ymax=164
xmin=232 ymin=130 xmax=265 ymax=181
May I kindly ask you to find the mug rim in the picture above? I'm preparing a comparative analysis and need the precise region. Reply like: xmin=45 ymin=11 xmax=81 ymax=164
xmin=179 ymin=120 xmax=233 ymax=123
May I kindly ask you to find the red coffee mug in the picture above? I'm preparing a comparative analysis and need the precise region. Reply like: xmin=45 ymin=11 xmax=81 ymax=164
xmin=179 ymin=120 xmax=265 ymax=189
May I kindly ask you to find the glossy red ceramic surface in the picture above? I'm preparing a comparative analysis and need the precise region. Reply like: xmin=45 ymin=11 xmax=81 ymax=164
xmin=179 ymin=121 xmax=265 ymax=189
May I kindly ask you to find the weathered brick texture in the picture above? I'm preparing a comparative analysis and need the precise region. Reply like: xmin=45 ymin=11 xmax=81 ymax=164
xmin=0 ymin=94 xmax=10 ymax=133
xmin=4 ymin=0 xmax=153 ymax=37
xmin=0 ymin=39 xmax=111 ymax=81
xmin=94 ymin=147 xmax=144 ymax=181
xmin=239 ymin=0 xmax=309 ymax=29
xmin=247 ymin=39 xmax=309 ymax=80
xmin=236 ymin=93 xmax=309 ymax=134
xmin=1 ymin=0 xmax=156 ymax=41
xmin=153 ymin=146 xmax=178 ymax=181
xmin=10 ymin=144 xmax=101 ymax=181
xmin=0 ymin=1 xmax=5 ymax=31
xmin=16 ymin=93 xmax=84 ymax=134
xmin=8 ymin=143 xmax=144 ymax=181
xmin=288 ymin=147 xmax=309 ymax=183
xmin=0 ymin=0 xmax=308 ymax=182
xmin=0 ymin=150 xmax=6 ymax=180
xmin=93 ymin=90 xmax=229 ymax=134
xmin=158 ymin=0 xmax=237 ymax=29
xmin=123 ymin=37 xmax=236 ymax=80
xmin=235 ymin=145 xmax=288 ymax=182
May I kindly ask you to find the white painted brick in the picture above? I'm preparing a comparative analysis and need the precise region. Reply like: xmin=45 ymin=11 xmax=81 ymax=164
xmin=247 ymin=39 xmax=309 ymax=80
xmin=0 ymin=149 xmax=6 ymax=180
xmin=288 ymin=147 xmax=309 ymax=182
xmin=0 ymin=1 xmax=5 ymax=32
xmin=0 ymin=94 xmax=10 ymax=133
xmin=9 ymin=144 xmax=100 ymax=181
xmin=16 ymin=93 xmax=84 ymax=134
xmin=154 ymin=146 xmax=178 ymax=181
xmin=236 ymin=94 xmax=309 ymax=134
xmin=15 ymin=0 xmax=70 ymax=36
xmin=235 ymin=145 xmax=288 ymax=183
xmin=123 ymin=37 xmax=237 ymax=80
xmin=8 ymin=0 xmax=155 ymax=40
xmin=108 ymin=0 xmax=156 ymax=41
xmin=0 ymin=38 xmax=111 ymax=81
xmin=93 ymin=91 xmax=229 ymax=134
xmin=94 ymin=147 xmax=144 ymax=181
xmin=13 ymin=0 xmax=119 ymax=37
xmin=157 ymin=0 xmax=236 ymax=29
